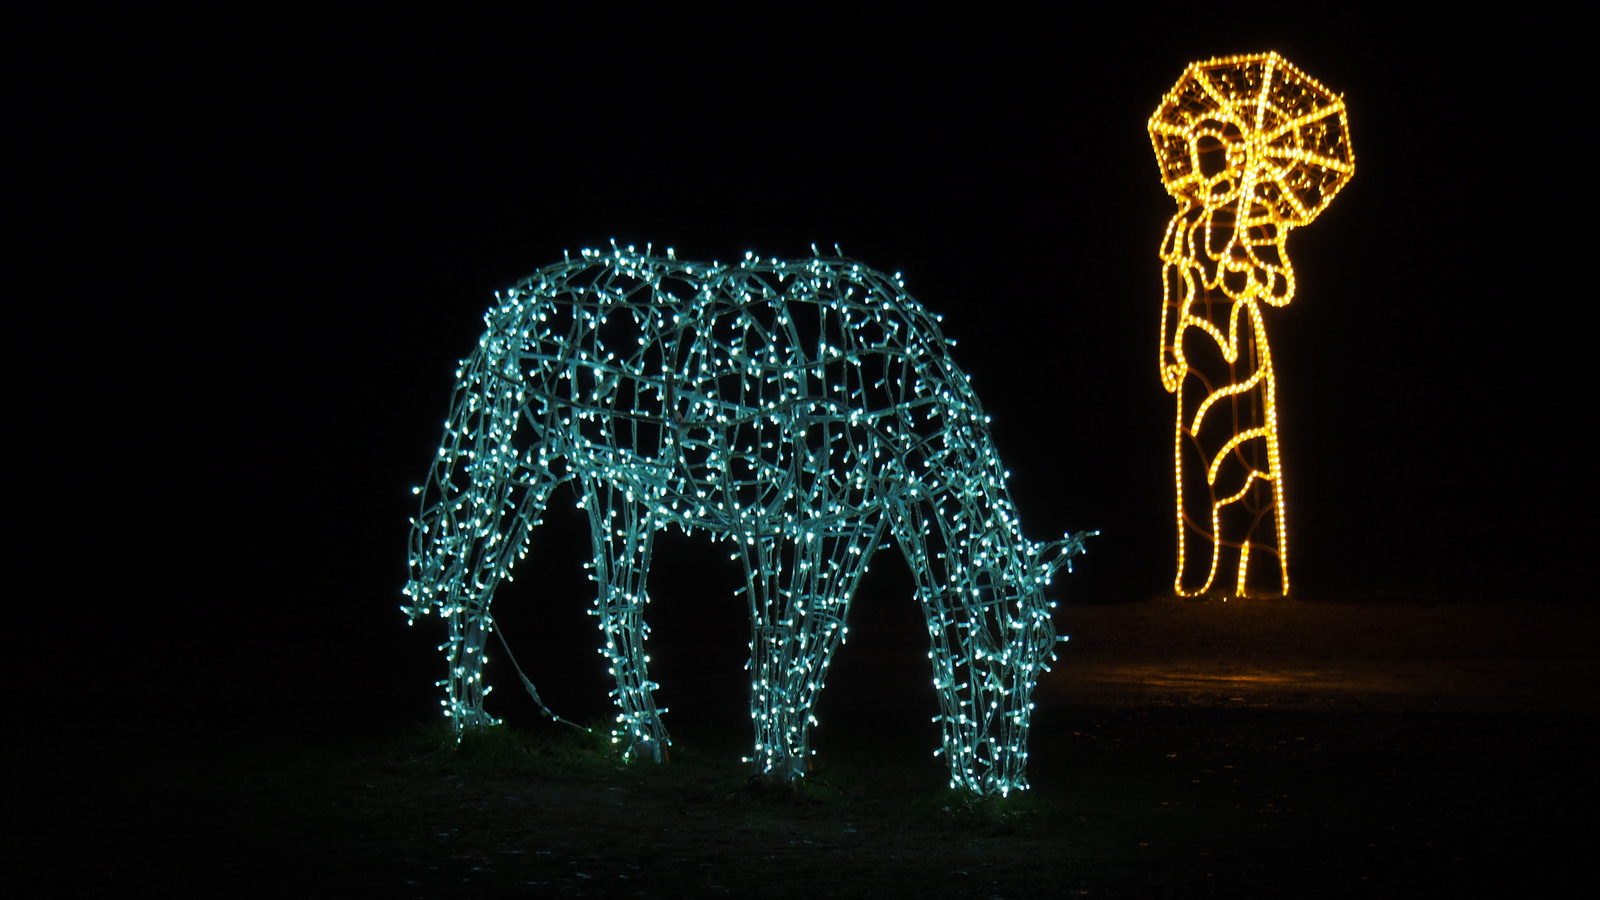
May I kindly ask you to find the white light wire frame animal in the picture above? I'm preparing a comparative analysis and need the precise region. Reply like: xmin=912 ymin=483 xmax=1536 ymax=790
xmin=403 ymin=244 xmax=1091 ymax=796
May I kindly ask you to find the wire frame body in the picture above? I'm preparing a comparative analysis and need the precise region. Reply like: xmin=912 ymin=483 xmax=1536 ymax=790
xmin=403 ymin=245 xmax=1091 ymax=796
xmin=1149 ymin=52 xmax=1353 ymax=597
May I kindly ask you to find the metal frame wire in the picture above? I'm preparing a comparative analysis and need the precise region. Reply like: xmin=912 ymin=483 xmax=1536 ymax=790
xmin=403 ymin=244 xmax=1091 ymax=795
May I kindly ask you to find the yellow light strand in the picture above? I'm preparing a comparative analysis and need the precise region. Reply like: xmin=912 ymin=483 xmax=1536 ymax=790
xmin=1149 ymin=52 xmax=1354 ymax=597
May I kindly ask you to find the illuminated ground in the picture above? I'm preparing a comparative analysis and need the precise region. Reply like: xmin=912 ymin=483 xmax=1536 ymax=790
xmin=20 ymin=594 xmax=1596 ymax=897
xmin=1050 ymin=595 xmax=1598 ymax=714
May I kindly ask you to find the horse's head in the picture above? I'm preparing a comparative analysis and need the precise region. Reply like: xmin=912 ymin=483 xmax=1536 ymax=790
xmin=1008 ymin=530 xmax=1095 ymax=659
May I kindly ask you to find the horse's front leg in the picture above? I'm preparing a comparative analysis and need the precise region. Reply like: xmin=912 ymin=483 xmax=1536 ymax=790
xmin=742 ymin=519 xmax=884 ymax=782
xmin=890 ymin=503 xmax=1045 ymax=796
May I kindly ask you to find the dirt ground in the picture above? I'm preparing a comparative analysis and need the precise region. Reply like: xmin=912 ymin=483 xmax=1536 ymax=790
xmin=16 ymin=595 xmax=1598 ymax=897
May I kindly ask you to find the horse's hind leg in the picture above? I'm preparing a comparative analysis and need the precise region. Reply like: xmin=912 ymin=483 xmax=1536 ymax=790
xmin=583 ymin=479 xmax=668 ymax=761
xmin=436 ymin=464 xmax=562 ymax=731
xmin=743 ymin=518 xmax=885 ymax=781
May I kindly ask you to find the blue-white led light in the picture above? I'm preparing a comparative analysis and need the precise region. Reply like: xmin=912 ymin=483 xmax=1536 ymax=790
xmin=403 ymin=244 xmax=1092 ymax=796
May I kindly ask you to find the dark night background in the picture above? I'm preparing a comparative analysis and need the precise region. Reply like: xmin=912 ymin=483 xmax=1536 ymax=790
xmin=10 ymin=5 xmax=1590 ymax=755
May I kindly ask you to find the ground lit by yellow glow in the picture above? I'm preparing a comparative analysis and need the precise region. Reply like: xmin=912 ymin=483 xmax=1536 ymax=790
xmin=1149 ymin=52 xmax=1353 ymax=596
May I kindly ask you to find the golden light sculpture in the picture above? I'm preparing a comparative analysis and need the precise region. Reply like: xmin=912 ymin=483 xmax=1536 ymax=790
xmin=1149 ymin=52 xmax=1353 ymax=597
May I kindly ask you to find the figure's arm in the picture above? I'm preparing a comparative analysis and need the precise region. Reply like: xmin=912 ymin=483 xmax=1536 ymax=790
xmin=1158 ymin=211 xmax=1191 ymax=394
xmin=1242 ymin=218 xmax=1297 ymax=308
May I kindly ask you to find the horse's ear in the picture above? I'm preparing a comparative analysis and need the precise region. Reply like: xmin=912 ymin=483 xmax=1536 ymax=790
xmin=1038 ymin=530 xmax=1098 ymax=579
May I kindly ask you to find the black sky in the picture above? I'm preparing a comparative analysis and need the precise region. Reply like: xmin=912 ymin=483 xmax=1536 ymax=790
xmin=11 ymin=7 xmax=1590 ymax=723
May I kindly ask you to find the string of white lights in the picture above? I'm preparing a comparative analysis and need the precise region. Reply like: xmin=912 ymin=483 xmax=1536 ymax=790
xmin=403 ymin=243 xmax=1092 ymax=795
xmin=1149 ymin=52 xmax=1354 ymax=597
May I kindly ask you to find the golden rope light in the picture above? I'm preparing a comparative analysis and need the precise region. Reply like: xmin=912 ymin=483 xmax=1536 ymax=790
xmin=1149 ymin=52 xmax=1353 ymax=596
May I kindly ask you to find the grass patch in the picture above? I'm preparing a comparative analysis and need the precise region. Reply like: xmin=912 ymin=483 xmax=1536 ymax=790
xmin=367 ymin=721 xmax=1073 ymax=837
xmin=381 ymin=719 xmax=631 ymax=779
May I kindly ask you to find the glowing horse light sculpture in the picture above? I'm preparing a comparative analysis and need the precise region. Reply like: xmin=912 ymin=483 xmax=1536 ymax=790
xmin=403 ymin=244 xmax=1091 ymax=795
xmin=1150 ymin=53 xmax=1354 ymax=597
